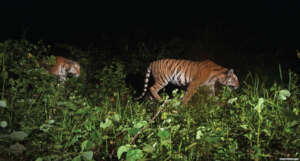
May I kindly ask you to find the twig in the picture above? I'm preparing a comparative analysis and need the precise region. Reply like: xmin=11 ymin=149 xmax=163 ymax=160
xmin=109 ymin=99 xmax=168 ymax=159
xmin=130 ymin=99 xmax=168 ymax=144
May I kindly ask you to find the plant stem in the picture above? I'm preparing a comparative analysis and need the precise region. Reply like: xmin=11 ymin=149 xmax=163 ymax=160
xmin=130 ymin=99 xmax=167 ymax=144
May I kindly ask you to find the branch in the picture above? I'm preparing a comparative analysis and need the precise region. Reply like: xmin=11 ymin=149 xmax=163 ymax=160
xmin=130 ymin=99 xmax=168 ymax=144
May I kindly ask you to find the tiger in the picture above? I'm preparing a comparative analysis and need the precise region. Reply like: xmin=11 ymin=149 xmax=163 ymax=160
xmin=41 ymin=56 xmax=80 ymax=82
xmin=135 ymin=59 xmax=240 ymax=104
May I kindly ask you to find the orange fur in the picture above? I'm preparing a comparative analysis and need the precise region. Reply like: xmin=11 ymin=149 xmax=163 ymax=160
xmin=46 ymin=56 xmax=80 ymax=81
xmin=136 ymin=59 xmax=239 ymax=104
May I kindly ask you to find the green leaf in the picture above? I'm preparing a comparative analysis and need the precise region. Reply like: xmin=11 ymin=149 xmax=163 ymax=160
xmin=72 ymin=155 xmax=81 ymax=161
xmin=161 ymin=112 xmax=169 ymax=120
xmin=254 ymin=98 xmax=264 ymax=113
xmin=113 ymin=113 xmax=121 ymax=122
xmin=227 ymin=97 xmax=238 ymax=104
xmin=157 ymin=129 xmax=170 ymax=138
xmin=196 ymin=130 xmax=203 ymax=140
xmin=126 ymin=149 xmax=143 ymax=161
xmin=278 ymin=89 xmax=291 ymax=101
xmin=81 ymin=151 xmax=93 ymax=161
xmin=40 ymin=123 xmax=52 ymax=132
xmin=117 ymin=144 xmax=131 ymax=159
xmin=0 ymin=100 xmax=7 ymax=108
xmin=75 ymin=108 xmax=87 ymax=114
xmin=9 ymin=131 xmax=28 ymax=141
xmin=0 ymin=121 xmax=7 ymax=128
xmin=171 ymin=100 xmax=181 ymax=107
xmin=128 ymin=128 xmax=139 ymax=135
xmin=1 ymin=71 xmax=8 ymax=80
xmin=81 ymin=140 xmax=94 ymax=152
xmin=35 ymin=157 xmax=43 ymax=161
xmin=9 ymin=143 xmax=26 ymax=155
xmin=253 ymin=145 xmax=262 ymax=157
xmin=47 ymin=120 xmax=55 ymax=124
xmin=57 ymin=101 xmax=77 ymax=110
xmin=142 ymin=144 xmax=154 ymax=153
xmin=72 ymin=155 xmax=82 ymax=161
xmin=262 ymin=129 xmax=271 ymax=136
xmin=100 ymin=118 xmax=112 ymax=129
xmin=204 ymin=136 xmax=219 ymax=143
xmin=134 ymin=121 xmax=147 ymax=129
xmin=185 ymin=143 xmax=197 ymax=151
xmin=240 ymin=124 xmax=248 ymax=130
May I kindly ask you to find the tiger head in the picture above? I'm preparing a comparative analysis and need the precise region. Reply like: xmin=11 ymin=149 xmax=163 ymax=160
xmin=219 ymin=69 xmax=239 ymax=89
xmin=66 ymin=61 xmax=80 ymax=77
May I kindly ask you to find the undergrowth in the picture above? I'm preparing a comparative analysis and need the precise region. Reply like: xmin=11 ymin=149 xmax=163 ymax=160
xmin=0 ymin=40 xmax=299 ymax=161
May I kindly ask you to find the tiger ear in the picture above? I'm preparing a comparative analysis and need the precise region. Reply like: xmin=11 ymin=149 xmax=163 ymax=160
xmin=227 ymin=69 xmax=234 ymax=75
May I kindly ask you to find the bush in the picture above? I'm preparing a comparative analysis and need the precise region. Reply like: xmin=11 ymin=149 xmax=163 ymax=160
xmin=0 ymin=39 xmax=299 ymax=160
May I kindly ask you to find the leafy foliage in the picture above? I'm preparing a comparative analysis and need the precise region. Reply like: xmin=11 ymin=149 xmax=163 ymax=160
xmin=0 ymin=39 xmax=299 ymax=161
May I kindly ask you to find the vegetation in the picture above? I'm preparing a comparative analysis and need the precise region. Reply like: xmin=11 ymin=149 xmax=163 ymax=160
xmin=0 ymin=39 xmax=299 ymax=161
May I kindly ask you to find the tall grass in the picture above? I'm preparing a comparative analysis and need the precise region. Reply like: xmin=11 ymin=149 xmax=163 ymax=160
xmin=0 ymin=40 xmax=299 ymax=161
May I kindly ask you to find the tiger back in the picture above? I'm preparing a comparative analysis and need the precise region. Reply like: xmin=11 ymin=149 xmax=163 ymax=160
xmin=135 ymin=59 xmax=239 ymax=104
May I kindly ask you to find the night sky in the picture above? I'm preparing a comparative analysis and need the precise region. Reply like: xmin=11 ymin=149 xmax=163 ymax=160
xmin=1 ymin=1 xmax=300 ymax=49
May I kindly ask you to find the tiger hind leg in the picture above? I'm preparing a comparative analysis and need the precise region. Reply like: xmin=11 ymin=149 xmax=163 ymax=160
xmin=150 ymin=82 xmax=166 ymax=101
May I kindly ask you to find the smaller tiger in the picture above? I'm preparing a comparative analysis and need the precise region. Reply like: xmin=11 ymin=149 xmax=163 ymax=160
xmin=135 ymin=59 xmax=239 ymax=104
xmin=42 ymin=56 xmax=80 ymax=82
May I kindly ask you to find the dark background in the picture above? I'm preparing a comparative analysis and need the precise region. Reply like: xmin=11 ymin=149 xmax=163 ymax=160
xmin=1 ymin=1 xmax=300 ymax=55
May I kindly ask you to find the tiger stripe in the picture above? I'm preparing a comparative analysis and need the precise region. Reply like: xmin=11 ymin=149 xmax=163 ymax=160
xmin=135 ymin=59 xmax=239 ymax=104
xmin=46 ymin=56 xmax=80 ymax=82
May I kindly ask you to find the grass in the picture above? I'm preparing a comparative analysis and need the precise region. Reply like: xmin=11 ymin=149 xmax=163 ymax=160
xmin=0 ymin=40 xmax=299 ymax=161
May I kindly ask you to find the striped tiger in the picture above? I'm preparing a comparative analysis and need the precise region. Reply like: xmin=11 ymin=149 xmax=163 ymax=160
xmin=41 ymin=56 xmax=80 ymax=82
xmin=135 ymin=59 xmax=239 ymax=104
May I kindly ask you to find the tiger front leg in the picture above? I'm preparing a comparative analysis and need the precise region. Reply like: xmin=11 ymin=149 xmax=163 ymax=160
xmin=59 ymin=75 xmax=67 ymax=82
xmin=208 ymin=85 xmax=215 ymax=96
xmin=182 ymin=83 xmax=199 ymax=104
xmin=58 ymin=65 xmax=67 ymax=82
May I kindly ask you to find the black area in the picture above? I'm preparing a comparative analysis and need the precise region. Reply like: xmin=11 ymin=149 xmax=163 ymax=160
xmin=0 ymin=1 xmax=299 ymax=51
